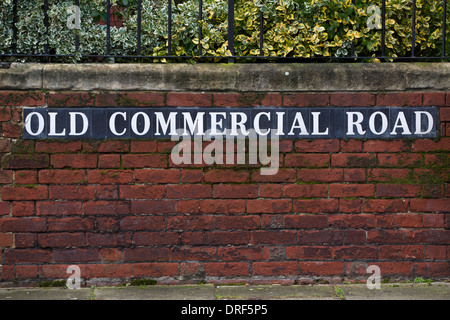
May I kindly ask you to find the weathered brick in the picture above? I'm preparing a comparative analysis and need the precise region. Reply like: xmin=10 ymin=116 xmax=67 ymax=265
xmin=283 ymin=184 xmax=328 ymax=198
xmin=293 ymin=199 xmax=339 ymax=213
xmin=1 ymin=186 xmax=48 ymax=201
xmin=119 ymin=185 xmax=165 ymax=199
xmin=329 ymin=184 xmax=375 ymax=198
xmin=135 ymin=169 xmax=180 ymax=183
xmin=167 ymin=92 xmax=212 ymax=107
xmin=213 ymin=184 xmax=258 ymax=199
xmin=51 ymin=154 xmax=97 ymax=169
xmin=283 ymin=93 xmax=329 ymax=107
xmin=247 ymin=199 xmax=292 ymax=214
xmin=2 ymin=154 xmax=49 ymax=169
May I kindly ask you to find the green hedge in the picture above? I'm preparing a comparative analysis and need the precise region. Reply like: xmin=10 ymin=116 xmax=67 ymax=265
xmin=0 ymin=0 xmax=449 ymax=62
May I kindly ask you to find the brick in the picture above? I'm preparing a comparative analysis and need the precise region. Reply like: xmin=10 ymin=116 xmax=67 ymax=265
xmin=285 ymin=154 xmax=330 ymax=167
xmin=47 ymin=92 xmax=94 ymax=107
xmin=83 ymin=201 xmax=130 ymax=215
xmin=167 ymin=215 xmax=214 ymax=230
xmin=363 ymin=140 xmax=409 ymax=152
xmin=330 ymin=92 xmax=375 ymax=107
xmin=100 ymin=248 xmax=123 ymax=262
xmin=96 ymin=217 xmax=119 ymax=232
xmin=252 ymin=262 xmax=298 ymax=276
xmin=97 ymin=140 xmax=129 ymax=153
xmin=260 ymin=215 xmax=284 ymax=229
xmin=135 ymin=169 xmax=180 ymax=183
xmin=204 ymin=231 xmax=250 ymax=245
xmin=213 ymin=185 xmax=257 ymax=199
xmin=379 ymin=245 xmax=424 ymax=260
xmin=376 ymin=92 xmax=422 ymax=106
xmin=157 ymin=141 xmax=177 ymax=153
xmin=0 ymin=107 xmax=11 ymax=121
xmin=343 ymin=230 xmax=367 ymax=244
xmin=38 ymin=233 xmax=85 ymax=248
xmin=133 ymin=263 xmax=178 ymax=277
xmin=283 ymin=184 xmax=328 ymax=198
xmin=204 ymin=262 xmax=249 ymax=276
xmin=86 ymin=264 xmax=133 ymax=278
xmin=339 ymin=199 xmax=362 ymax=213
xmin=297 ymin=168 xmax=343 ymax=182
xmin=86 ymin=232 xmax=132 ymax=247
xmin=259 ymin=184 xmax=282 ymax=198
xmin=218 ymin=247 xmax=262 ymax=261
xmin=0 ymin=92 xmax=45 ymax=106
xmin=0 ymin=201 xmax=10 ymax=215
xmin=51 ymin=154 xmax=97 ymax=169
xmin=53 ymin=248 xmax=99 ymax=263
xmin=119 ymin=216 xmax=165 ymax=231
xmin=121 ymin=154 xmax=166 ymax=168
xmin=376 ymin=184 xmax=421 ymax=198
xmin=0 ymin=139 xmax=10 ymax=152
xmin=131 ymin=200 xmax=176 ymax=214
xmin=367 ymin=168 xmax=410 ymax=182
xmin=331 ymin=153 xmax=377 ymax=167
xmin=130 ymin=140 xmax=157 ymax=153
xmin=247 ymin=199 xmax=292 ymax=214
xmin=297 ymin=230 xmax=343 ymax=245
xmin=35 ymin=141 xmax=82 ymax=153
xmin=176 ymin=200 xmax=199 ymax=214
xmin=423 ymin=92 xmax=446 ymax=106
xmin=377 ymin=153 xmax=422 ymax=167
xmin=261 ymin=93 xmax=282 ymax=106
xmin=134 ymin=232 xmax=180 ymax=246
xmin=1 ymin=185 xmax=47 ymax=201
xmin=2 ymin=154 xmax=49 ymax=169
xmin=49 ymin=185 xmax=95 ymax=200
xmin=343 ymin=169 xmax=366 ymax=182
xmin=95 ymin=93 xmax=119 ymax=107
xmin=39 ymin=169 xmax=86 ymax=184
xmin=410 ymin=199 xmax=450 ymax=213
xmin=284 ymin=215 xmax=328 ymax=229
xmin=5 ymin=249 xmax=52 ymax=263
xmin=204 ymin=169 xmax=249 ymax=183
xmin=423 ymin=214 xmax=445 ymax=228
xmin=0 ymin=123 xmax=19 ymax=139
xmin=376 ymin=214 xmax=423 ymax=228
xmin=251 ymin=230 xmax=296 ymax=244
xmin=285 ymin=246 xmax=331 ymax=260
xmin=329 ymin=184 xmax=375 ymax=197
xmin=167 ymin=92 xmax=212 ymax=107
xmin=213 ymin=92 xmax=262 ymax=107
xmin=332 ymin=246 xmax=377 ymax=259
xmin=123 ymin=247 xmax=170 ymax=262
xmin=362 ymin=199 xmax=408 ymax=213
xmin=119 ymin=185 xmax=165 ymax=199
xmin=14 ymin=170 xmax=38 ymax=185
xmin=98 ymin=154 xmax=121 ymax=168
xmin=293 ymin=199 xmax=339 ymax=213
xmin=0 ymin=233 xmax=13 ymax=247
xmin=299 ymin=261 xmax=345 ymax=275
xmin=283 ymin=93 xmax=329 ymax=107
xmin=415 ymin=262 xmax=450 ymax=278
xmin=424 ymin=246 xmax=447 ymax=260
xmin=37 ymin=201 xmax=82 ymax=216
xmin=171 ymin=247 xmax=216 ymax=261
xmin=0 ymin=170 xmax=13 ymax=184
xmin=166 ymin=184 xmax=211 ymax=199
xmin=329 ymin=214 xmax=374 ymax=228
xmin=96 ymin=185 xmax=119 ymax=200
xmin=340 ymin=139 xmax=363 ymax=152
xmin=412 ymin=138 xmax=450 ymax=152
xmin=295 ymin=139 xmax=339 ymax=153
xmin=199 ymin=199 xmax=246 ymax=214
xmin=180 ymin=169 xmax=203 ymax=183
xmin=116 ymin=92 xmax=165 ymax=107
xmin=48 ymin=217 xmax=94 ymax=232
xmin=87 ymin=170 xmax=133 ymax=184
xmin=11 ymin=201 xmax=33 ymax=216
xmin=251 ymin=169 xmax=296 ymax=183
xmin=14 ymin=233 xmax=37 ymax=248
xmin=367 ymin=230 xmax=423 ymax=244
xmin=440 ymin=107 xmax=450 ymax=121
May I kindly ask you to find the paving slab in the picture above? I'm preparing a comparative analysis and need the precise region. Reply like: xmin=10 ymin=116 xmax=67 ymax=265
xmin=215 ymin=285 xmax=337 ymax=300
xmin=94 ymin=284 xmax=216 ymax=300
xmin=0 ymin=287 xmax=92 ymax=300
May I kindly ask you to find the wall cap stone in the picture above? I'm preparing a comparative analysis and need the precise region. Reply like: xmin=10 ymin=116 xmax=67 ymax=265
xmin=0 ymin=62 xmax=449 ymax=92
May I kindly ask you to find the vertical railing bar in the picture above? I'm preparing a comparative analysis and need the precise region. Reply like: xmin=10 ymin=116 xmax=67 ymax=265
xmin=199 ymin=0 xmax=203 ymax=55
xmin=168 ymin=0 xmax=172 ymax=56
xmin=443 ymin=0 xmax=447 ymax=57
xmin=106 ymin=0 xmax=111 ymax=56
xmin=381 ymin=0 xmax=386 ymax=57
xmin=228 ymin=0 xmax=235 ymax=62
xmin=12 ymin=0 xmax=18 ymax=54
xmin=44 ymin=0 xmax=49 ymax=55
xmin=259 ymin=8 xmax=264 ymax=57
xmin=350 ymin=0 xmax=355 ymax=57
xmin=137 ymin=0 xmax=142 ymax=55
xmin=411 ymin=0 xmax=416 ymax=57
xmin=75 ymin=0 xmax=80 ymax=53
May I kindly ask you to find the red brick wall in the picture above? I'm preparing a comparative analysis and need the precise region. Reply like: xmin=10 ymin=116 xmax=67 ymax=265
xmin=0 ymin=90 xmax=449 ymax=285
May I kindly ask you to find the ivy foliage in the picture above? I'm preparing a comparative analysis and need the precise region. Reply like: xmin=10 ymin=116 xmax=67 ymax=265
xmin=0 ymin=0 xmax=449 ymax=62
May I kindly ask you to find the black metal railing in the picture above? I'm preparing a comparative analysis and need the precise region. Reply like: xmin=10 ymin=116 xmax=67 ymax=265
xmin=1 ymin=0 xmax=448 ymax=62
